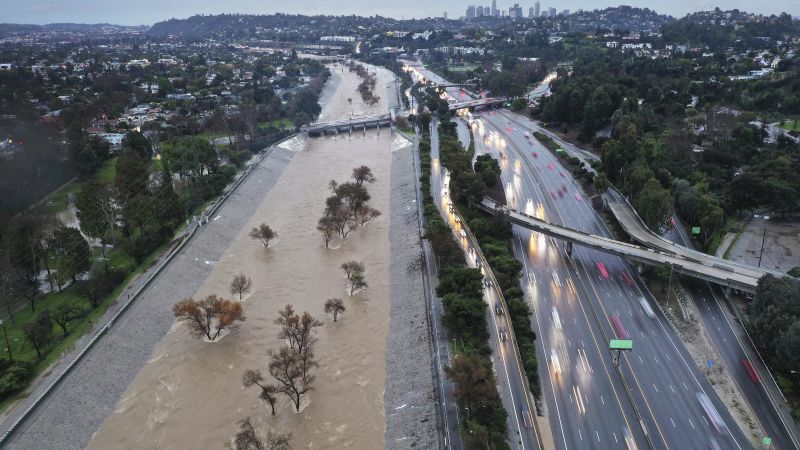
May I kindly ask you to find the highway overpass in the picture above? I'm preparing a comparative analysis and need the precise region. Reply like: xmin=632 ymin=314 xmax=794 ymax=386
xmin=477 ymin=197 xmax=764 ymax=293
xmin=449 ymin=97 xmax=507 ymax=111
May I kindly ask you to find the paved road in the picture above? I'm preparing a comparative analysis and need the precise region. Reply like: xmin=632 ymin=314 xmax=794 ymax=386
xmin=430 ymin=118 xmax=543 ymax=450
xmin=476 ymin=109 xmax=751 ymax=450
xmin=410 ymin=127 xmax=464 ymax=450
xmin=511 ymin=111 xmax=800 ymax=450
xmin=666 ymin=221 xmax=800 ymax=450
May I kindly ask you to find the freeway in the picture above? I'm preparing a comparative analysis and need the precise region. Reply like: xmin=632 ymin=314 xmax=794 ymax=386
xmin=475 ymin=109 xmax=751 ymax=450
xmin=509 ymin=111 xmax=800 ymax=449
xmin=666 ymin=222 xmax=800 ymax=450
xmin=430 ymin=118 xmax=544 ymax=450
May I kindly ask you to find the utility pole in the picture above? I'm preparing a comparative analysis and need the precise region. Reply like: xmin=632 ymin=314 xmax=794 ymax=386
xmin=757 ymin=222 xmax=767 ymax=268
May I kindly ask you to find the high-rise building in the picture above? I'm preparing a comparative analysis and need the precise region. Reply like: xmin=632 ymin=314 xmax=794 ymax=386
xmin=548 ymin=7 xmax=556 ymax=17
xmin=528 ymin=6 xmax=534 ymax=18
xmin=491 ymin=0 xmax=497 ymax=17
xmin=509 ymin=3 xmax=523 ymax=18
xmin=476 ymin=6 xmax=483 ymax=17
xmin=562 ymin=9 xmax=570 ymax=15
xmin=466 ymin=5 xmax=476 ymax=20
xmin=443 ymin=11 xmax=448 ymax=19
xmin=534 ymin=1 xmax=540 ymax=17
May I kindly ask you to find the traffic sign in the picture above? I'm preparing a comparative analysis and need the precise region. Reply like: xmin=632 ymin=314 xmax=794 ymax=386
xmin=691 ymin=226 xmax=701 ymax=235
xmin=762 ymin=437 xmax=772 ymax=446
xmin=609 ymin=339 xmax=633 ymax=350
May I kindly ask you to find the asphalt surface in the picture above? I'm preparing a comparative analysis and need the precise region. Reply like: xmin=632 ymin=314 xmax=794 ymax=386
xmin=413 ymin=126 xmax=464 ymax=450
xmin=665 ymin=221 xmax=800 ymax=450
xmin=430 ymin=117 xmax=543 ymax=450
xmin=475 ymin=108 xmax=752 ymax=450
xmin=515 ymin=109 xmax=799 ymax=450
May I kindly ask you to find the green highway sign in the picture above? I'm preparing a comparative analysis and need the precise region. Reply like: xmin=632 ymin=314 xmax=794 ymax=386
xmin=762 ymin=437 xmax=772 ymax=446
xmin=609 ymin=339 xmax=633 ymax=350
xmin=691 ymin=226 xmax=701 ymax=235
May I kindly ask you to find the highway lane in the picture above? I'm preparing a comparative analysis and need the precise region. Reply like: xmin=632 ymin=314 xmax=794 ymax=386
xmin=472 ymin=115 xmax=650 ymax=450
xmin=477 ymin=110 xmax=751 ymax=450
xmin=430 ymin=118 xmax=542 ymax=450
xmin=510 ymin=110 xmax=798 ymax=449
xmin=667 ymin=221 xmax=799 ymax=450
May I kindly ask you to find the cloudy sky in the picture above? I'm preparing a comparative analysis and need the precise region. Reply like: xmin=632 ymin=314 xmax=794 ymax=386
xmin=6 ymin=0 xmax=798 ymax=25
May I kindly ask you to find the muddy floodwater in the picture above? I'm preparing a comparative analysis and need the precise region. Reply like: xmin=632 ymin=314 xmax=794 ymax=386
xmin=90 ymin=64 xmax=404 ymax=449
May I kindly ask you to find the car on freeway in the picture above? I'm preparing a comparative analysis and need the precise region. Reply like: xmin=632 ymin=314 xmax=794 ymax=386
xmin=459 ymin=228 xmax=467 ymax=238
xmin=495 ymin=303 xmax=503 ymax=315
xmin=499 ymin=327 xmax=507 ymax=341
xmin=552 ymin=307 xmax=562 ymax=330
xmin=611 ymin=316 xmax=629 ymax=339
xmin=552 ymin=270 xmax=561 ymax=287
xmin=742 ymin=359 xmax=760 ymax=383
xmin=623 ymin=427 xmax=638 ymax=450
xmin=597 ymin=262 xmax=609 ymax=279
xmin=639 ymin=297 xmax=656 ymax=318
xmin=697 ymin=392 xmax=725 ymax=433
xmin=551 ymin=348 xmax=562 ymax=374
xmin=519 ymin=408 xmax=531 ymax=429
xmin=622 ymin=271 xmax=634 ymax=286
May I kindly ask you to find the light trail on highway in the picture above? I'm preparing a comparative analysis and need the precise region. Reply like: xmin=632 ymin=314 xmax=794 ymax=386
xmin=473 ymin=108 xmax=751 ymax=450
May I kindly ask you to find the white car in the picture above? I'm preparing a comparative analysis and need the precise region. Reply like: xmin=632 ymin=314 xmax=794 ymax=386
xmin=552 ymin=307 xmax=562 ymax=330
xmin=639 ymin=297 xmax=655 ymax=318
xmin=552 ymin=270 xmax=561 ymax=287
xmin=459 ymin=229 xmax=467 ymax=238
xmin=551 ymin=348 xmax=561 ymax=374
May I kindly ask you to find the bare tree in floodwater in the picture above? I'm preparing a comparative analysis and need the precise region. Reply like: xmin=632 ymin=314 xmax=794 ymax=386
xmin=268 ymin=345 xmax=316 ymax=412
xmin=341 ymin=260 xmax=367 ymax=295
xmin=324 ymin=298 xmax=346 ymax=322
xmin=249 ymin=223 xmax=276 ymax=247
xmin=242 ymin=369 xmax=279 ymax=416
xmin=230 ymin=273 xmax=252 ymax=301
xmin=352 ymin=165 xmax=376 ymax=186
xmin=234 ymin=417 xmax=292 ymax=450
xmin=172 ymin=294 xmax=245 ymax=341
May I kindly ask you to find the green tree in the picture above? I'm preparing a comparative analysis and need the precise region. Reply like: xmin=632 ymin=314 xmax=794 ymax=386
xmin=121 ymin=130 xmax=153 ymax=159
xmin=48 ymin=226 xmax=92 ymax=289
xmin=635 ymin=178 xmax=672 ymax=231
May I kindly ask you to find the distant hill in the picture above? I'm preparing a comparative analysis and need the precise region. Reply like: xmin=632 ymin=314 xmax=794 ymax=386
xmin=148 ymin=13 xmax=472 ymax=40
xmin=0 ymin=23 xmax=148 ymax=34
xmin=566 ymin=6 xmax=674 ymax=32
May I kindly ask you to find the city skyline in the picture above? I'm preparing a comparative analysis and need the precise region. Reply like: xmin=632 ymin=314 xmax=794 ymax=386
xmin=2 ymin=0 xmax=798 ymax=25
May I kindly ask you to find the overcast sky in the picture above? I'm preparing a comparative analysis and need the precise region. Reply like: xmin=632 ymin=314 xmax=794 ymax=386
xmin=5 ymin=0 xmax=798 ymax=26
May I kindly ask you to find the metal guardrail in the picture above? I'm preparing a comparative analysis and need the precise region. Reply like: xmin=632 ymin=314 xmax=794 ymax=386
xmin=0 ymin=138 xmax=289 ymax=445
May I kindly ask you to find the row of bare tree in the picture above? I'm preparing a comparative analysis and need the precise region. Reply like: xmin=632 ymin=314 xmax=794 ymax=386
xmin=317 ymin=166 xmax=380 ymax=248
xmin=349 ymin=64 xmax=380 ymax=105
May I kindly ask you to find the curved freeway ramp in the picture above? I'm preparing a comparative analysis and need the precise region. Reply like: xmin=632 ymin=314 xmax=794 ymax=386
xmin=604 ymin=188 xmax=781 ymax=287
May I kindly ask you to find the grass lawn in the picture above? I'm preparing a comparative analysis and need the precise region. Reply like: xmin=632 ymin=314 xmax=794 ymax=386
xmin=258 ymin=118 xmax=295 ymax=129
xmin=42 ymin=158 xmax=118 ymax=214
xmin=0 ymin=233 xmax=173 ymax=414
xmin=781 ymin=120 xmax=800 ymax=132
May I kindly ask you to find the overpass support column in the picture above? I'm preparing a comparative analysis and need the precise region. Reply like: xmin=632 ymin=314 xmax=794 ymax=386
xmin=363 ymin=124 xmax=366 ymax=137
xmin=565 ymin=241 xmax=573 ymax=257
xmin=723 ymin=286 xmax=732 ymax=299
xmin=377 ymin=122 xmax=380 ymax=137
xmin=637 ymin=263 xmax=643 ymax=274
